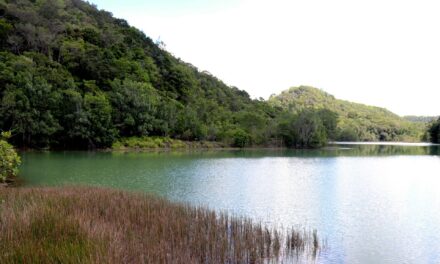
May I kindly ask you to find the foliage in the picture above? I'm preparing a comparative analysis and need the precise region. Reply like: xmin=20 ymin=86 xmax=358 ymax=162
xmin=429 ymin=118 xmax=440 ymax=144
xmin=277 ymin=110 xmax=333 ymax=148
xmin=112 ymin=136 xmax=229 ymax=149
xmin=113 ymin=136 xmax=186 ymax=149
xmin=224 ymin=128 xmax=252 ymax=148
xmin=269 ymin=86 xmax=425 ymax=142
xmin=337 ymin=127 xmax=360 ymax=142
xmin=0 ymin=0 xmax=285 ymax=149
xmin=0 ymin=132 xmax=21 ymax=182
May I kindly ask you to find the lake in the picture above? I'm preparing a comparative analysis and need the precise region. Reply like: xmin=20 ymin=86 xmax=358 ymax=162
xmin=19 ymin=143 xmax=440 ymax=264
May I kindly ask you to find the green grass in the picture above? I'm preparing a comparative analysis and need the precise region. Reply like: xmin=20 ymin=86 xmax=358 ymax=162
xmin=0 ymin=187 xmax=319 ymax=263
xmin=112 ymin=136 xmax=226 ymax=150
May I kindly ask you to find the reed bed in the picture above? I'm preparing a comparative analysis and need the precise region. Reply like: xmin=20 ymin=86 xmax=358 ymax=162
xmin=0 ymin=187 xmax=320 ymax=263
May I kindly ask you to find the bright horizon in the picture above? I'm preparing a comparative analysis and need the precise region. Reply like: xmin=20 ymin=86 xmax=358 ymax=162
xmin=89 ymin=0 xmax=439 ymax=116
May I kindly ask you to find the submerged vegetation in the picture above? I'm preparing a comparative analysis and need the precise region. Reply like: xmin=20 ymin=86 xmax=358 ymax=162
xmin=0 ymin=187 xmax=320 ymax=263
xmin=0 ymin=0 xmax=426 ymax=150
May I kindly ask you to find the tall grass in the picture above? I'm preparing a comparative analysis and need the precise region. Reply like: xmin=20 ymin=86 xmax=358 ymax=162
xmin=0 ymin=187 xmax=320 ymax=263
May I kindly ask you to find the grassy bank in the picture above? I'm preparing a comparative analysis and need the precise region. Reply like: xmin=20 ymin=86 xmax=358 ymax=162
xmin=112 ymin=136 xmax=229 ymax=150
xmin=0 ymin=187 xmax=319 ymax=263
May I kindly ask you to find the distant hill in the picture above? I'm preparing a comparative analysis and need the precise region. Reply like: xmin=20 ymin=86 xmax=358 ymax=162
xmin=403 ymin=116 xmax=438 ymax=123
xmin=269 ymin=86 xmax=424 ymax=141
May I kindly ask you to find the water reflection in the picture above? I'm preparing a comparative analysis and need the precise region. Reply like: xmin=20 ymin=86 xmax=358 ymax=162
xmin=110 ymin=143 xmax=440 ymax=158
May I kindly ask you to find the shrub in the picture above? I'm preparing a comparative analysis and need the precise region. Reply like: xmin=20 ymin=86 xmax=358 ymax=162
xmin=230 ymin=128 xmax=251 ymax=148
xmin=112 ymin=136 xmax=189 ymax=149
xmin=337 ymin=127 xmax=360 ymax=141
xmin=0 ymin=132 xmax=21 ymax=183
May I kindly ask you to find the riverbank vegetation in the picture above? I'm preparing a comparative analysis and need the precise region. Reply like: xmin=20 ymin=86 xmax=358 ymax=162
xmin=0 ymin=187 xmax=319 ymax=263
xmin=0 ymin=0 xmax=426 ymax=150
xmin=112 ymin=136 xmax=227 ymax=150
xmin=0 ymin=132 xmax=20 ymax=184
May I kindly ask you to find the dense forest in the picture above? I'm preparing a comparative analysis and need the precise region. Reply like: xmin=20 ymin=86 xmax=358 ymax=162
xmin=428 ymin=118 xmax=440 ymax=144
xmin=269 ymin=86 xmax=425 ymax=142
xmin=0 ymin=0 xmax=426 ymax=149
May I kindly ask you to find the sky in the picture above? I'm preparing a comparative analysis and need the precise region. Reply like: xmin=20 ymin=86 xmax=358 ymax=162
xmin=89 ymin=0 xmax=440 ymax=116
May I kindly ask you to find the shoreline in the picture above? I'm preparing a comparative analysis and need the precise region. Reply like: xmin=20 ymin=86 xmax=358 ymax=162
xmin=16 ymin=141 xmax=433 ymax=153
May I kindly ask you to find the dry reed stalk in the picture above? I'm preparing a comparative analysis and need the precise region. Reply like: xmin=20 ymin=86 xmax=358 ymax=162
xmin=0 ymin=187 xmax=320 ymax=263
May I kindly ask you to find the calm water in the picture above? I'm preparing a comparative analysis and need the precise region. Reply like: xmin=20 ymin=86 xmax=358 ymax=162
xmin=19 ymin=144 xmax=440 ymax=264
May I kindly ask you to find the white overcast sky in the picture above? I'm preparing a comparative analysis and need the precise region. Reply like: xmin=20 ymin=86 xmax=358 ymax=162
xmin=89 ymin=0 xmax=439 ymax=116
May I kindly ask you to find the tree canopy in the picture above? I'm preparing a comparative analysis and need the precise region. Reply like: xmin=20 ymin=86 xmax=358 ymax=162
xmin=269 ymin=86 xmax=425 ymax=142
xmin=0 ymin=131 xmax=20 ymax=183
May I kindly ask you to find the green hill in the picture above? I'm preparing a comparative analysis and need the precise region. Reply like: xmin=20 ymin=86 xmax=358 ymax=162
xmin=0 ymin=0 xmax=283 ymax=148
xmin=269 ymin=86 xmax=424 ymax=141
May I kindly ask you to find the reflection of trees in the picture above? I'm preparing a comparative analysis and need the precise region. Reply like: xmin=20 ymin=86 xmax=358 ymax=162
xmin=110 ymin=145 xmax=440 ymax=159
xmin=228 ymin=145 xmax=439 ymax=158
xmin=429 ymin=146 xmax=440 ymax=156
xmin=307 ymin=144 xmax=437 ymax=157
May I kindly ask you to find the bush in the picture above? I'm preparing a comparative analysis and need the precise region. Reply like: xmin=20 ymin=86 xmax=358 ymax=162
xmin=0 ymin=132 xmax=21 ymax=183
xmin=112 ymin=136 xmax=188 ymax=149
xmin=230 ymin=128 xmax=251 ymax=148
xmin=337 ymin=127 xmax=360 ymax=141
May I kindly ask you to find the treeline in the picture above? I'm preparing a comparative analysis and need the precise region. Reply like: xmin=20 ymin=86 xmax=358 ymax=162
xmin=428 ymin=118 xmax=440 ymax=144
xmin=0 ymin=0 xmax=338 ymax=149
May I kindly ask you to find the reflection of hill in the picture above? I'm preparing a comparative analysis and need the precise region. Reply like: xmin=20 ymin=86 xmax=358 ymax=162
xmin=328 ymin=144 xmax=436 ymax=156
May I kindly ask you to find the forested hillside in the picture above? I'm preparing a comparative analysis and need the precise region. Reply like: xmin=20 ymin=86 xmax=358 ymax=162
xmin=269 ymin=86 xmax=423 ymax=141
xmin=0 ymin=0 xmax=288 ymax=148
xmin=0 ymin=0 xmax=424 ymax=149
